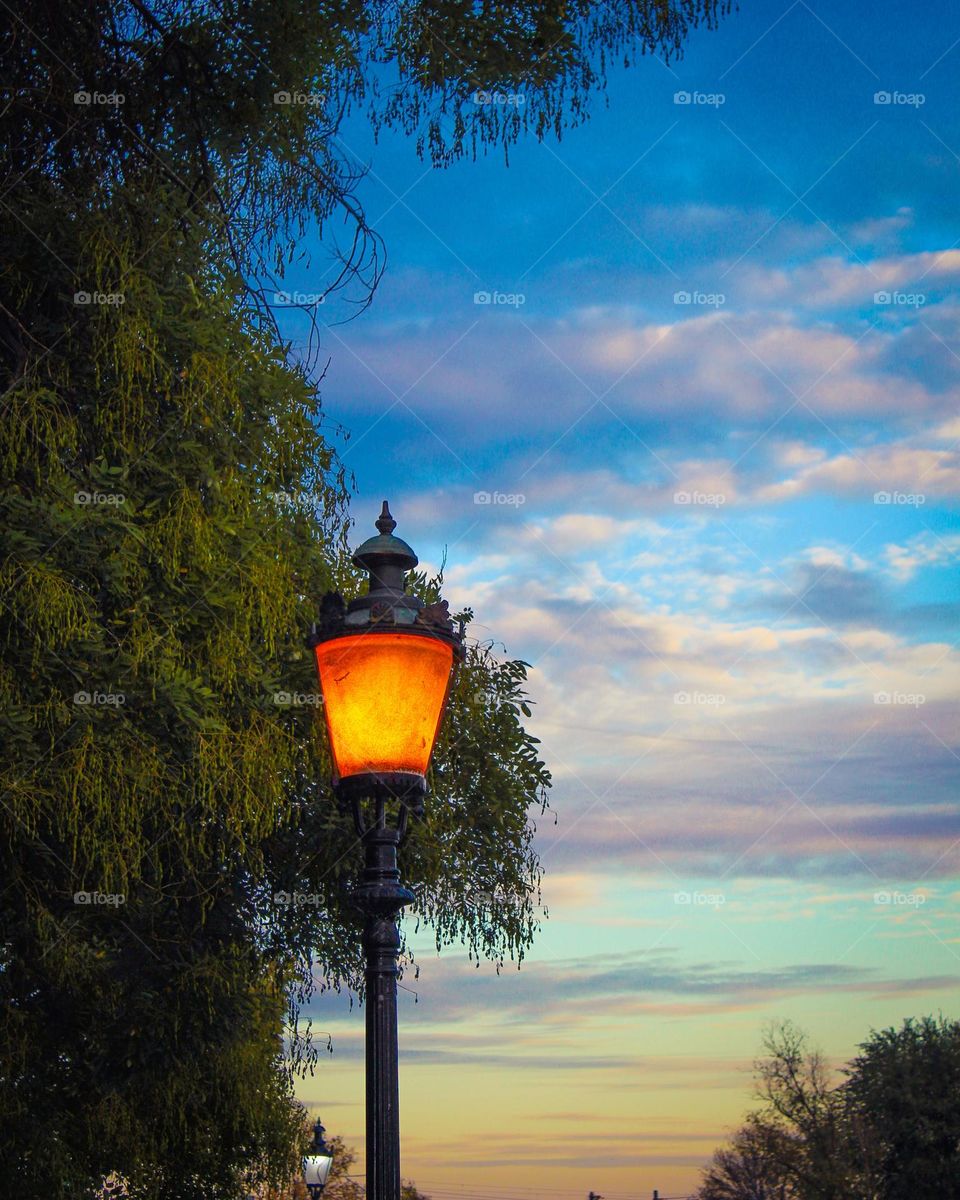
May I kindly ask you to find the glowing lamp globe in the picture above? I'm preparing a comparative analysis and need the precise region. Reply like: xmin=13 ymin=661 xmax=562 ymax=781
xmin=308 ymin=503 xmax=463 ymax=802
xmin=303 ymin=1118 xmax=334 ymax=1197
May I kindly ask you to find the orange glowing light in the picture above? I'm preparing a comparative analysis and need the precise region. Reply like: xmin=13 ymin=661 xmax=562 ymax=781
xmin=313 ymin=631 xmax=455 ymax=780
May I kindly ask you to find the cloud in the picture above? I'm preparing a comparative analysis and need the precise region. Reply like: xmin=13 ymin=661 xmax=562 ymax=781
xmin=736 ymin=248 xmax=960 ymax=310
xmin=309 ymin=945 xmax=960 ymax=1034
xmin=756 ymin=442 xmax=960 ymax=503
xmin=751 ymin=560 xmax=886 ymax=627
xmin=324 ymin=266 xmax=960 ymax=473
xmin=883 ymin=531 xmax=960 ymax=581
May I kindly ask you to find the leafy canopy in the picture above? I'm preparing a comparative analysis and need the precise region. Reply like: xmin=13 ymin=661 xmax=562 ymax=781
xmin=1 ymin=0 xmax=729 ymax=1195
xmin=695 ymin=1016 xmax=960 ymax=1200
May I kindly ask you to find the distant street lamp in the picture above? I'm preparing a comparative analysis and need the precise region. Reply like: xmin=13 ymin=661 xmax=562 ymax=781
xmin=303 ymin=1117 xmax=334 ymax=1198
xmin=308 ymin=503 xmax=463 ymax=1200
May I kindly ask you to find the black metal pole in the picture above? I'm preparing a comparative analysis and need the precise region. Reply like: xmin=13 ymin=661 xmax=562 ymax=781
xmin=353 ymin=797 xmax=414 ymax=1200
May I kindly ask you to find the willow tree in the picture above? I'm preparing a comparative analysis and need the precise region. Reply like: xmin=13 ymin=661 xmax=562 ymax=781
xmin=0 ymin=1 xmax=730 ymax=1195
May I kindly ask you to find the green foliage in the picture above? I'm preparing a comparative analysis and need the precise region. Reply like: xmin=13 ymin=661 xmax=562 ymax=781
xmin=0 ymin=188 xmax=549 ymax=1192
xmin=1 ymin=0 xmax=730 ymax=1194
xmin=370 ymin=0 xmax=733 ymax=164
xmin=318 ymin=1135 xmax=365 ymax=1200
xmin=4 ymin=0 xmax=730 ymax=321
xmin=696 ymin=1017 xmax=960 ymax=1200
xmin=844 ymin=1015 xmax=960 ymax=1200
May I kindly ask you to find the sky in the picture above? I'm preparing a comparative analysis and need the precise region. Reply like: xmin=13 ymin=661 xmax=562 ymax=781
xmin=283 ymin=3 xmax=960 ymax=1197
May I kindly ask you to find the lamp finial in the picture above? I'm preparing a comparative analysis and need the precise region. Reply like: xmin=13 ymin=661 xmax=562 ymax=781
xmin=376 ymin=501 xmax=397 ymax=536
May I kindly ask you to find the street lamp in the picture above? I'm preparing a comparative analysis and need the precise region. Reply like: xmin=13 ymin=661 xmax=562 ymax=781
xmin=303 ymin=1117 xmax=334 ymax=1198
xmin=308 ymin=502 xmax=463 ymax=1200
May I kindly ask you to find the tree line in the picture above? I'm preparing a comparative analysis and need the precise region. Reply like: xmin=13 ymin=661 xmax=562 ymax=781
xmin=695 ymin=1015 xmax=960 ymax=1200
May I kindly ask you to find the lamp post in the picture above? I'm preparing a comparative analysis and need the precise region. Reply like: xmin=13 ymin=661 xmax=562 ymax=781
xmin=303 ymin=1117 xmax=334 ymax=1199
xmin=308 ymin=502 xmax=463 ymax=1200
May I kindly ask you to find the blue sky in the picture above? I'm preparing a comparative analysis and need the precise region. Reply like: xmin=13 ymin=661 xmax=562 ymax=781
xmin=284 ymin=2 xmax=960 ymax=1195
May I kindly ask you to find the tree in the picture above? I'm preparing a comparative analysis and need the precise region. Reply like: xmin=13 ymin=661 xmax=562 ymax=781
xmin=752 ymin=1022 xmax=861 ymax=1200
xmin=696 ymin=1017 xmax=960 ymax=1200
xmin=844 ymin=1015 xmax=960 ymax=1200
xmin=244 ymin=1127 xmax=428 ymax=1200
xmin=1 ymin=1 xmax=730 ymax=1194
xmin=2 ymin=0 xmax=732 ymax=335
xmin=695 ymin=1116 xmax=798 ymax=1200
xmin=318 ymin=1135 xmax=365 ymax=1200
xmin=401 ymin=1181 xmax=431 ymax=1200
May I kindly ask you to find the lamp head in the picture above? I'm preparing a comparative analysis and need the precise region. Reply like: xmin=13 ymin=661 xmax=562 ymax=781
xmin=308 ymin=503 xmax=464 ymax=805
xmin=303 ymin=1117 xmax=334 ymax=1196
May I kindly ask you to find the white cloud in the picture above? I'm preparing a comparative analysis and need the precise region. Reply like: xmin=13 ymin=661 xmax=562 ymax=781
xmin=883 ymin=531 xmax=960 ymax=581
